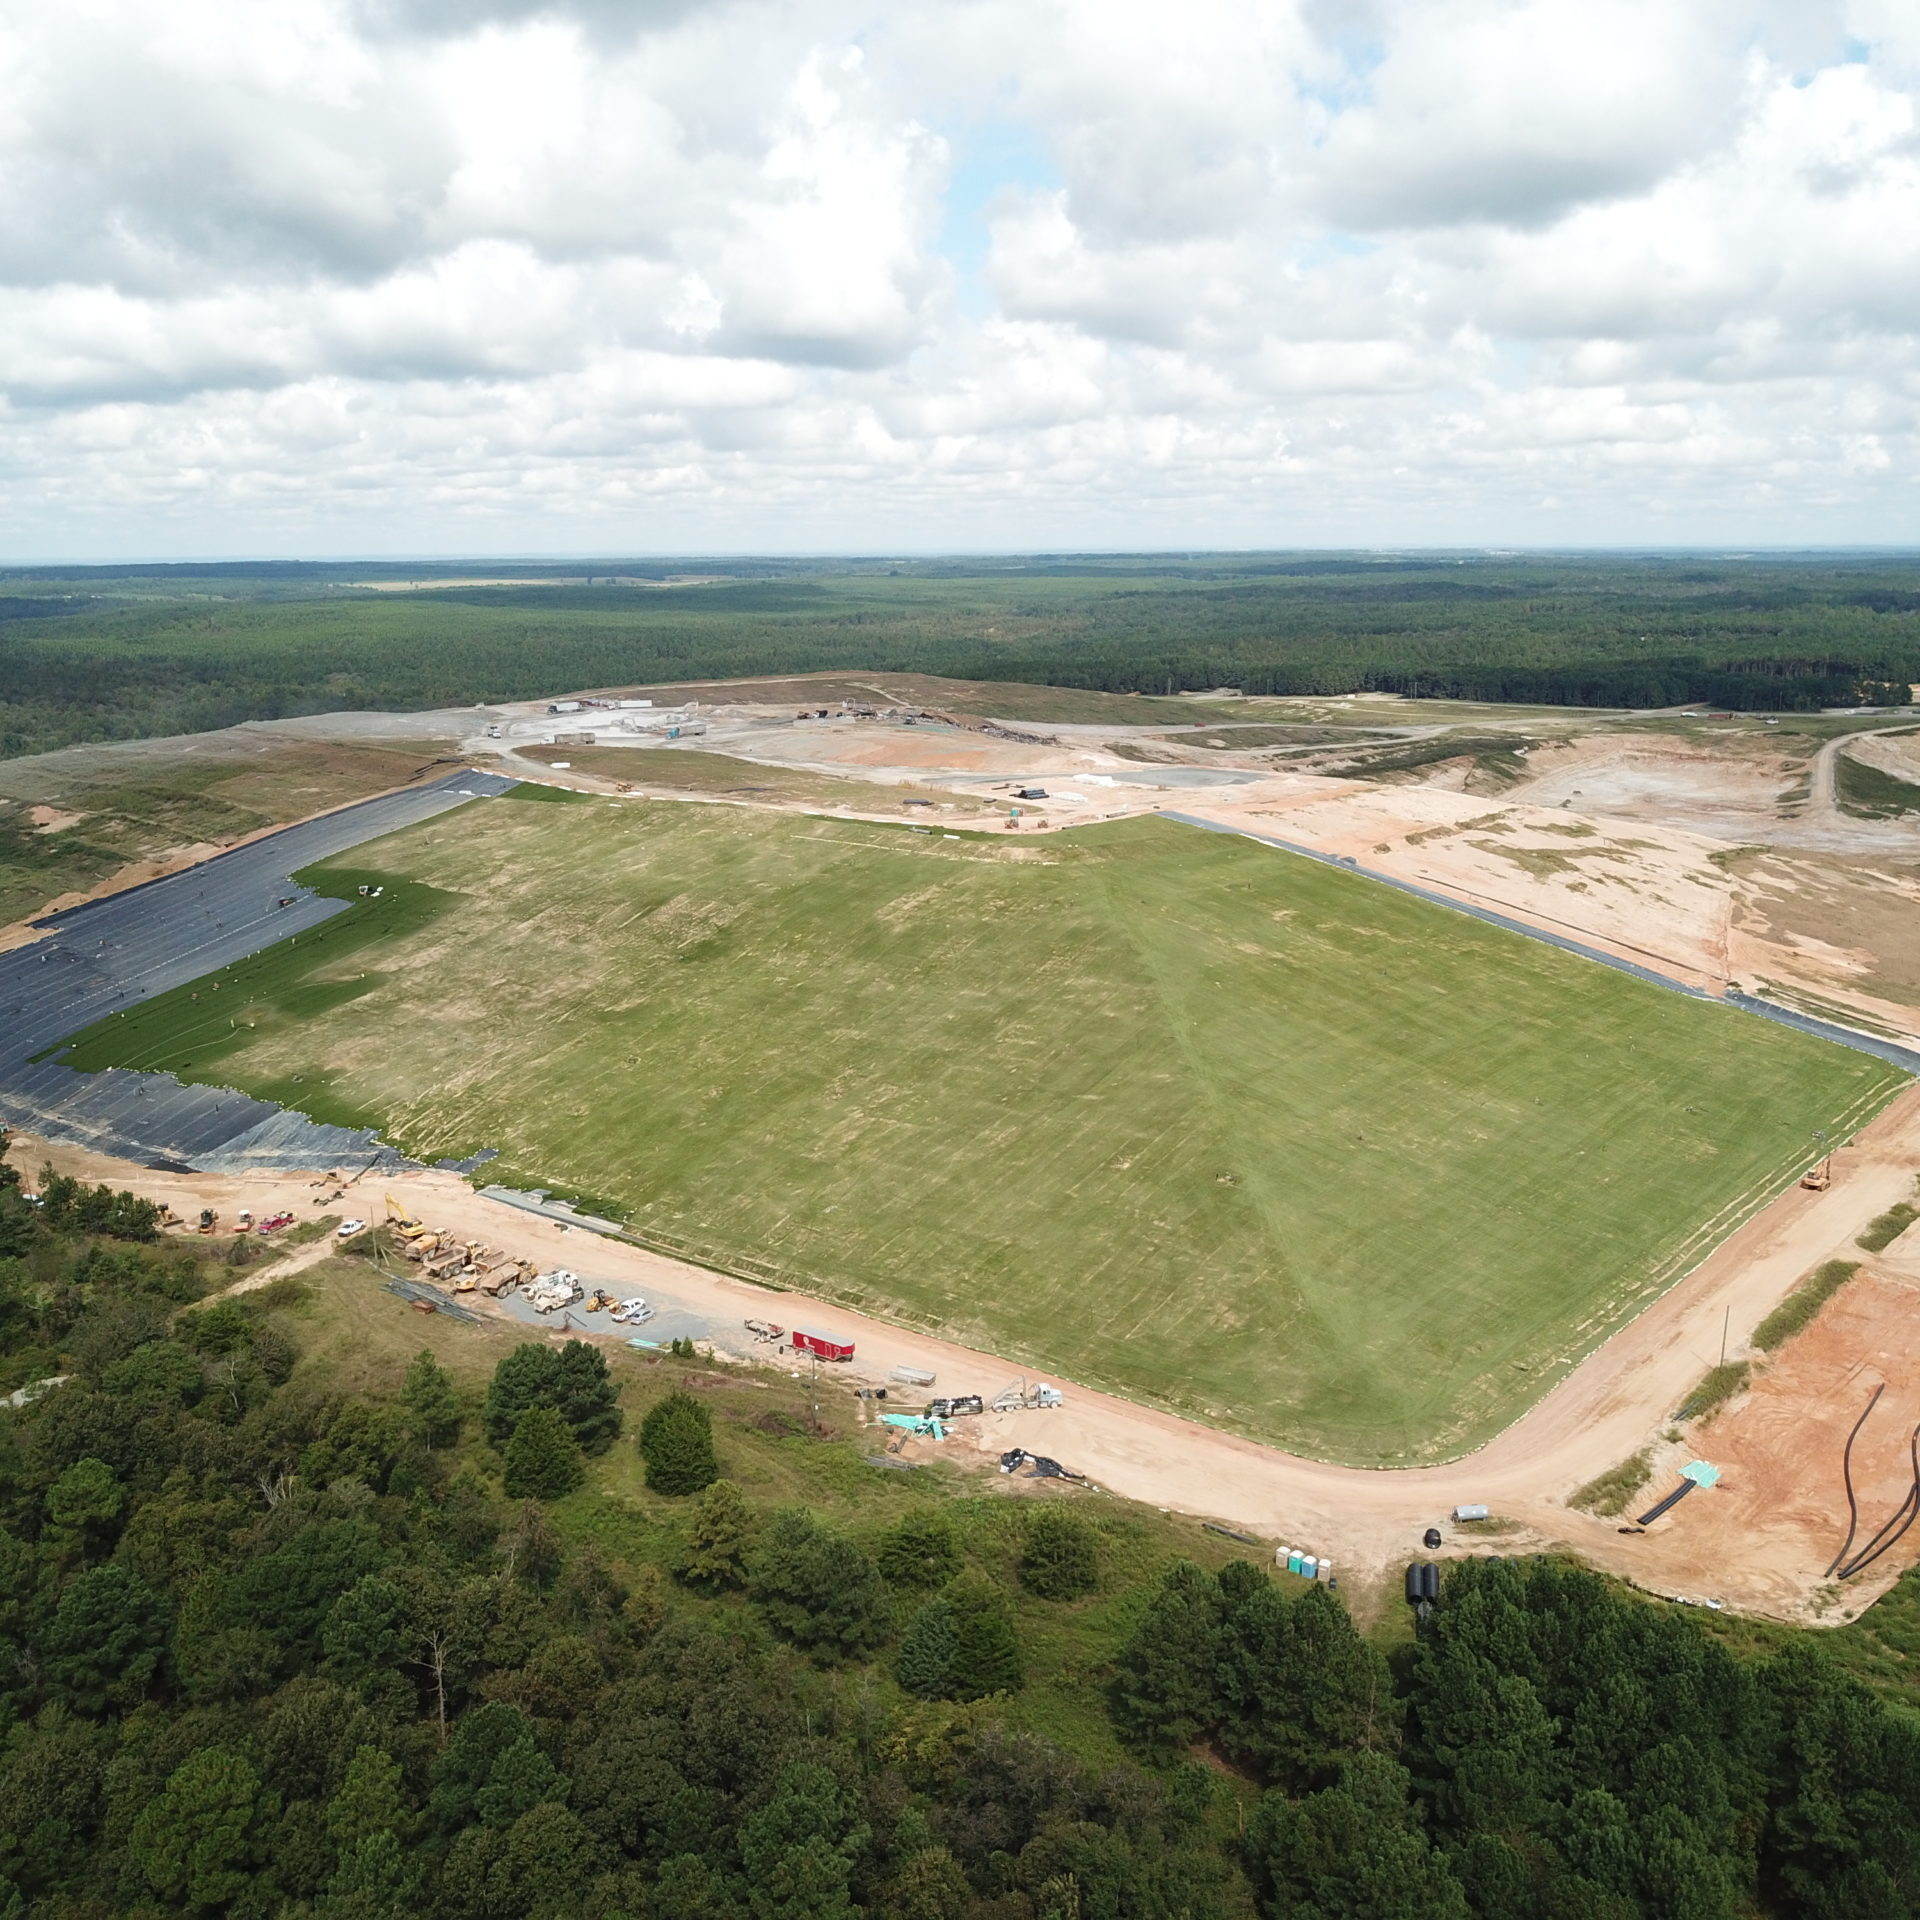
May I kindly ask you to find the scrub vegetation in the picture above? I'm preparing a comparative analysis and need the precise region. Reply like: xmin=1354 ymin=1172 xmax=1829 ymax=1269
xmin=1856 ymin=1197 xmax=1919 ymax=1252
xmin=4 ymin=1133 xmax=1920 ymax=1920
xmin=1834 ymin=744 xmax=1920 ymax=817
xmin=6 ymin=551 xmax=1920 ymax=760
xmin=52 ymin=801 xmax=1904 ymax=1464
xmin=1751 ymin=1260 xmax=1864 ymax=1351
xmin=1567 ymin=1448 xmax=1655 ymax=1518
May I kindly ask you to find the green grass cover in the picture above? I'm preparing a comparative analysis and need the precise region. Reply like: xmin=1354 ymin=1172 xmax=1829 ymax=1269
xmin=50 ymin=804 xmax=1907 ymax=1463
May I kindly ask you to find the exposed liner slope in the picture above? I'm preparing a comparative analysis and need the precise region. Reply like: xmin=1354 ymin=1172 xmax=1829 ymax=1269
xmin=0 ymin=771 xmax=517 ymax=1171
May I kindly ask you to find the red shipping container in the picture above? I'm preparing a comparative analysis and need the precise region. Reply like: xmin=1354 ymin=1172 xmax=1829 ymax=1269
xmin=791 ymin=1328 xmax=855 ymax=1361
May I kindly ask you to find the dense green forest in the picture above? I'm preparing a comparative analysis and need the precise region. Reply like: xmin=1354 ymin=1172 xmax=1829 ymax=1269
xmin=5 ymin=554 xmax=1920 ymax=759
xmin=2 ymin=1130 xmax=1920 ymax=1918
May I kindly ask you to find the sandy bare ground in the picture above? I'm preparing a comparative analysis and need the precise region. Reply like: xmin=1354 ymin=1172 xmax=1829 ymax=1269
xmin=1501 ymin=728 xmax=1920 ymax=858
xmin=214 ymin=1233 xmax=343 ymax=1297
xmin=13 ymin=1084 xmax=1920 ymax=1622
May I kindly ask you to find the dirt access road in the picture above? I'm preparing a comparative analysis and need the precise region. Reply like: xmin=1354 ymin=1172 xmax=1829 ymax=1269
xmin=14 ymin=1086 xmax=1920 ymax=1622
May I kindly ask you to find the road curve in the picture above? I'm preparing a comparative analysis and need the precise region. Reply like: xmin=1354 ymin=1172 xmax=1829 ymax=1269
xmin=14 ymin=1079 xmax=1920 ymax=1623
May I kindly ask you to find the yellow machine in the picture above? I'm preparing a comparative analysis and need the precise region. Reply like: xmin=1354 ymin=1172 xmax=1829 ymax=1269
xmin=384 ymin=1194 xmax=427 ymax=1237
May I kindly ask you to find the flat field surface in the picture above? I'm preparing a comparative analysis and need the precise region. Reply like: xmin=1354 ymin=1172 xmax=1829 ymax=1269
xmin=59 ymin=797 xmax=1906 ymax=1462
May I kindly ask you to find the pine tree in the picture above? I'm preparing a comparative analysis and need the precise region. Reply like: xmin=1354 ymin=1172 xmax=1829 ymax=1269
xmin=639 ymin=1390 xmax=719 ymax=1496
xmin=945 ymin=1573 xmax=1024 ymax=1701
xmin=1018 ymin=1505 xmax=1099 ymax=1600
xmin=896 ymin=1596 xmax=959 ymax=1699
xmin=403 ymin=1349 xmax=461 ymax=1448
xmin=484 ymin=1345 xmax=560 ymax=1448
xmin=552 ymin=1340 xmax=622 ymax=1455
xmin=484 ymin=1341 xmax=619 ymax=1454
xmin=876 ymin=1509 xmax=961 ymax=1588
xmin=327 ymin=1744 xmax=415 ymax=1852
xmin=886 ymin=1845 xmax=971 ymax=1920
xmin=676 ymin=1479 xmax=758 ymax=1590
xmin=748 ymin=1508 xmax=893 ymax=1661
xmin=1110 ymin=1560 xmax=1223 ymax=1757
xmin=502 ymin=1406 xmax=585 ymax=1501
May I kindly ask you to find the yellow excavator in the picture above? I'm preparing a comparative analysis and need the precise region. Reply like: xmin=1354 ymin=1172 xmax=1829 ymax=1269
xmin=384 ymin=1194 xmax=429 ymax=1238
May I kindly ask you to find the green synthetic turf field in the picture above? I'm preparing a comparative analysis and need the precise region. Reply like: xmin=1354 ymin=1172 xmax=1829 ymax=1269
xmin=59 ymin=796 xmax=1907 ymax=1463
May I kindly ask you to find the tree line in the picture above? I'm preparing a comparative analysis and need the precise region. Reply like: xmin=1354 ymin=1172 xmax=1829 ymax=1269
xmin=8 ymin=555 xmax=1920 ymax=757
xmin=0 ymin=1129 xmax=1916 ymax=1918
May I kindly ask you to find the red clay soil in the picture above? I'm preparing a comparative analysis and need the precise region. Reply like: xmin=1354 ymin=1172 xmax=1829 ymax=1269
xmin=1622 ymin=1267 xmax=1920 ymax=1617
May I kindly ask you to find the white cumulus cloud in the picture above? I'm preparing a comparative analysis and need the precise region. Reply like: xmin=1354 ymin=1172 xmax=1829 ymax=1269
xmin=0 ymin=0 xmax=1915 ymax=552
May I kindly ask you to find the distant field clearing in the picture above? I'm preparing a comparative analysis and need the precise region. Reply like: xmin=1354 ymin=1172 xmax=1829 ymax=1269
xmin=61 ymin=798 xmax=1907 ymax=1463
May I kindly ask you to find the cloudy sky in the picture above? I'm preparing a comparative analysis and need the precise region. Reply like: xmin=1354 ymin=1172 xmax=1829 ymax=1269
xmin=3 ymin=0 xmax=1918 ymax=556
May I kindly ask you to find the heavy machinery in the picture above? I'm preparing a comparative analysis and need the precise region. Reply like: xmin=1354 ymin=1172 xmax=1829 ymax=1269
xmin=1801 ymin=1157 xmax=1833 ymax=1192
xmin=384 ymin=1194 xmax=427 ymax=1236
xmin=197 ymin=1208 xmax=219 ymax=1234
xmin=991 ymin=1379 xmax=1065 ymax=1412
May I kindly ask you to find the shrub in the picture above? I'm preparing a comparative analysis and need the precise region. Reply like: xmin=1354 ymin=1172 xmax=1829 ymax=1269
xmin=876 ymin=1509 xmax=961 ymax=1588
xmin=1857 ymin=1203 xmax=1918 ymax=1254
xmin=1752 ymin=1260 xmax=1861 ymax=1350
xmin=1679 ymin=1361 xmax=1750 ymax=1423
xmin=638 ymin=1391 xmax=718 ymax=1497
xmin=1018 ymin=1506 xmax=1099 ymax=1600
xmin=1567 ymin=1450 xmax=1654 ymax=1518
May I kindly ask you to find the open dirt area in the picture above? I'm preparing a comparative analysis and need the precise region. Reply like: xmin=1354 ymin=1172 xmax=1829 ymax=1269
xmin=1629 ymin=1259 xmax=1920 ymax=1619
xmin=13 ymin=1078 xmax=1920 ymax=1623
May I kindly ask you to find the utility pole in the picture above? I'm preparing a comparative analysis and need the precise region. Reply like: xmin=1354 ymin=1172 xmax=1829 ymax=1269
xmin=1719 ymin=1304 xmax=1731 ymax=1368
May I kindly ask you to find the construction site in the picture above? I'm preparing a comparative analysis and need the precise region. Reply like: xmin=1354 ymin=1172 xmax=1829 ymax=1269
xmin=5 ymin=672 xmax=1920 ymax=1624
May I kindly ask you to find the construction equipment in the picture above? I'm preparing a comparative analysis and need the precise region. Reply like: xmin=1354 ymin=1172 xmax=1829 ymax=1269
xmin=991 ymin=1379 xmax=1065 ymax=1412
xmin=585 ymin=1289 xmax=615 ymax=1314
xmin=998 ymin=1448 xmax=1081 ymax=1480
xmin=525 ymin=1270 xmax=583 ymax=1314
xmin=197 ymin=1208 xmax=218 ymax=1234
xmin=385 ymin=1194 xmax=426 ymax=1235
xmin=744 ymin=1319 xmax=784 ymax=1343
xmin=1801 ymin=1157 xmax=1833 ymax=1191
xmin=928 ymin=1395 xmax=985 ymax=1419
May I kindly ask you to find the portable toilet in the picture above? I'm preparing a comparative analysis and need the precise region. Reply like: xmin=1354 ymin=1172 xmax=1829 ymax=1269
xmin=1287 ymin=1549 xmax=1303 ymax=1575
xmin=1275 ymin=1546 xmax=1291 ymax=1570
xmin=1301 ymin=1556 xmax=1319 ymax=1580
xmin=1318 ymin=1560 xmax=1333 ymax=1585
